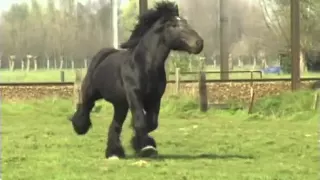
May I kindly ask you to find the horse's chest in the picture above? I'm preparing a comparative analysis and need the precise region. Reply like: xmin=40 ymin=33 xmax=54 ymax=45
xmin=144 ymin=77 xmax=166 ymax=97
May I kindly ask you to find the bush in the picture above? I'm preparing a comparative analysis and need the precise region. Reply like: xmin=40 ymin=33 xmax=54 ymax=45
xmin=160 ymin=95 xmax=200 ymax=118
xmin=168 ymin=52 xmax=204 ymax=72
xmin=252 ymin=90 xmax=316 ymax=119
xmin=280 ymin=54 xmax=291 ymax=73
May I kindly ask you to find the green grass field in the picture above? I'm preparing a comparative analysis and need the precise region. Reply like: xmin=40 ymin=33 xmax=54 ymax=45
xmin=2 ymin=91 xmax=319 ymax=180
xmin=1 ymin=68 xmax=320 ymax=82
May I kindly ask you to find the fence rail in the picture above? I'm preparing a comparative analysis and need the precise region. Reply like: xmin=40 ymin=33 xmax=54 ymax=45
xmin=166 ymin=77 xmax=320 ymax=83
xmin=169 ymin=70 xmax=263 ymax=79
xmin=0 ymin=78 xmax=319 ymax=86
xmin=0 ymin=82 xmax=74 ymax=86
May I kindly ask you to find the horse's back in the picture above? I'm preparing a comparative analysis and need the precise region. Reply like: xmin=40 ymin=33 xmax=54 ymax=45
xmin=88 ymin=48 xmax=119 ymax=75
xmin=91 ymin=49 xmax=130 ymax=103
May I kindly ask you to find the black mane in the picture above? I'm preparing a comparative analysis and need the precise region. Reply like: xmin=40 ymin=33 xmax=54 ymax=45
xmin=120 ymin=1 xmax=179 ymax=49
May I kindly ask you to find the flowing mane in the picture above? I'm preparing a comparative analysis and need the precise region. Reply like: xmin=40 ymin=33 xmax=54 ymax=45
xmin=120 ymin=1 xmax=179 ymax=49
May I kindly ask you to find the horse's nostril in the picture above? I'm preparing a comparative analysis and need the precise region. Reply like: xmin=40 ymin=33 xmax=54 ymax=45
xmin=196 ymin=39 xmax=203 ymax=46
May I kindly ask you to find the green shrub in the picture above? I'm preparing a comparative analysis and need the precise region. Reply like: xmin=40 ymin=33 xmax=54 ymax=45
xmin=280 ymin=54 xmax=291 ymax=73
xmin=252 ymin=90 xmax=316 ymax=119
xmin=160 ymin=95 xmax=200 ymax=118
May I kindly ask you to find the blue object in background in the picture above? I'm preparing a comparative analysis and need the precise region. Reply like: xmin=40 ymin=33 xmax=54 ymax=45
xmin=261 ymin=66 xmax=282 ymax=74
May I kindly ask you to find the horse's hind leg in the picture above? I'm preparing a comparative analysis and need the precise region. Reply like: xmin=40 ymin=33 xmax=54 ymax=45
xmin=106 ymin=103 xmax=128 ymax=159
xmin=70 ymin=88 xmax=100 ymax=135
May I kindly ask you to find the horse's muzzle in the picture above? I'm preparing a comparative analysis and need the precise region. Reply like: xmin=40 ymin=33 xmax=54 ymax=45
xmin=188 ymin=38 xmax=204 ymax=54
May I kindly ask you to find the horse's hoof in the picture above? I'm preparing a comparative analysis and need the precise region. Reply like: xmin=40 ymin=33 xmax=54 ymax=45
xmin=139 ymin=146 xmax=158 ymax=158
xmin=107 ymin=155 xmax=120 ymax=160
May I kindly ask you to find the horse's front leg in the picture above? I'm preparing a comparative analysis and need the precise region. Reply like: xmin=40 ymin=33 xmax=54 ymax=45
xmin=145 ymin=98 xmax=161 ymax=136
xmin=124 ymin=88 xmax=156 ymax=157
xmin=132 ymin=99 xmax=161 ymax=156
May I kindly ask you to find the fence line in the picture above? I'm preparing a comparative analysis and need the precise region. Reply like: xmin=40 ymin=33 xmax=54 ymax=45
xmin=169 ymin=70 xmax=263 ymax=79
xmin=0 ymin=77 xmax=319 ymax=87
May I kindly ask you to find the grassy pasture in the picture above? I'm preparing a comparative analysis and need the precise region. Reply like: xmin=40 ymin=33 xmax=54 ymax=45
xmin=1 ymin=68 xmax=320 ymax=82
xmin=2 ymin=91 xmax=319 ymax=180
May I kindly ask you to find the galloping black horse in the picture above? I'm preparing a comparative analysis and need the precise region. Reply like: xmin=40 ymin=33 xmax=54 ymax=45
xmin=70 ymin=1 xmax=203 ymax=159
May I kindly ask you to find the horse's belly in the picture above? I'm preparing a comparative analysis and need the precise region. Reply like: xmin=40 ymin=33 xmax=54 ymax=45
xmin=99 ymin=85 xmax=127 ymax=103
xmin=93 ymin=66 xmax=127 ymax=103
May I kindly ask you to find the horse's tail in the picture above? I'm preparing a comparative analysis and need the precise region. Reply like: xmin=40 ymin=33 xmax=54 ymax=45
xmin=69 ymin=48 xmax=119 ymax=135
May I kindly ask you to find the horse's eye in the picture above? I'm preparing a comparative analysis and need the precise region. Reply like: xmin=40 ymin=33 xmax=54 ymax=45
xmin=170 ymin=21 xmax=180 ymax=27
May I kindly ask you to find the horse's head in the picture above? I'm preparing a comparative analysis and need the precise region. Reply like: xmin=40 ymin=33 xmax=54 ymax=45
xmin=156 ymin=15 xmax=204 ymax=54
xmin=120 ymin=1 xmax=203 ymax=54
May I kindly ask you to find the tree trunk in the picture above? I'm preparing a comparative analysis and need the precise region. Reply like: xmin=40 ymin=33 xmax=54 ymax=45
xmin=34 ymin=59 xmax=37 ymax=71
xmin=21 ymin=59 xmax=24 ymax=70
xmin=261 ymin=57 xmax=267 ymax=69
xmin=9 ymin=56 xmax=16 ymax=71
xmin=10 ymin=60 xmax=15 ymax=71
xmin=84 ymin=58 xmax=88 ymax=69
xmin=54 ymin=58 xmax=57 ymax=69
xmin=238 ymin=57 xmax=243 ymax=67
xmin=47 ymin=58 xmax=50 ymax=70
xmin=188 ymin=58 xmax=192 ymax=71
xmin=300 ymin=50 xmax=306 ymax=74
xmin=26 ymin=58 xmax=30 ymax=72
xmin=59 ymin=56 xmax=64 ymax=70
xmin=228 ymin=54 xmax=233 ymax=70
xmin=252 ymin=55 xmax=257 ymax=69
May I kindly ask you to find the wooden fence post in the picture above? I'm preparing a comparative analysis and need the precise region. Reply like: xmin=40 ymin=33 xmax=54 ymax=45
xmin=175 ymin=68 xmax=180 ymax=94
xmin=73 ymin=69 xmax=83 ymax=110
xmin=248 ymin=86 xmax=255 ymax=114
xmin=199 ymin=71 xmax=208 ymax=112
xmin=313 ymin=90 xmax=320 ymax=111
xmin=60 ymin=71 xmax=65 ymax=82
xmin=248 ymin=77 xmax=255 ymax=114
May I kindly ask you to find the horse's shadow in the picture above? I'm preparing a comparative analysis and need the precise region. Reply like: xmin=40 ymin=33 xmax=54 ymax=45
xmin=126 ymin=153 xmax=255 ymax=160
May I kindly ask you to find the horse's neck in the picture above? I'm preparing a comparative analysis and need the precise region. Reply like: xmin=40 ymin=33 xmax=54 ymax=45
xmin=133 ymin=32 xmax=170 ymax=71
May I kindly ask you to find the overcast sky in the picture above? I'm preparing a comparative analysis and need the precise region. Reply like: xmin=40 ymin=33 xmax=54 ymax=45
xmin=0 ymin=0 xmax=258 ymax=16
xmin=0 ymin=0 xmax=130 ymax=13
xmin=0 ymin=0 xmax=24 ymax=12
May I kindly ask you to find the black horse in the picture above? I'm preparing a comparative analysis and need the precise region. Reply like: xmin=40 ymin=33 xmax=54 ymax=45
xmin=70 ymin=1 xmax=203 ymax=159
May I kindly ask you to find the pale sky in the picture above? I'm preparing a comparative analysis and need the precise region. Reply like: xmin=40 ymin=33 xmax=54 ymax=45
xmin=0 ymin=0 xmax=130 ymax=13
xmin=0 ymin=0 xmax=23 ymax=12
xmin=0 ymin=0 xmax=257 ymax=14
